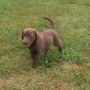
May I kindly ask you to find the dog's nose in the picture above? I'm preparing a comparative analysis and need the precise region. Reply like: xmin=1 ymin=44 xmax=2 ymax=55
xmin=23 ymin=40 xmax=27 ymax=45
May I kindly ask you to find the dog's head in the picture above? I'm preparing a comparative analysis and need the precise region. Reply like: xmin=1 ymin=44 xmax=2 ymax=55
xmin=22 ymin=28 xmax=39 ymax=48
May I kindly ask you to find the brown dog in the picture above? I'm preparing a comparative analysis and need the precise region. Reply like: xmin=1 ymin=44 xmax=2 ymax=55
xmin=22 ymin=17 xmax=62 ymax=68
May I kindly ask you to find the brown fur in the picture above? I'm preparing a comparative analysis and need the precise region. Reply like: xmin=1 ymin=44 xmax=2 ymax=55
xmin=22 ymin=17 xmax=62 ymax=68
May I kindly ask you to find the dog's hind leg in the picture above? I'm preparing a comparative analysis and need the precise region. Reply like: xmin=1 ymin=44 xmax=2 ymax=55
xmin=54 ymin=37 xmax=62 ymax=52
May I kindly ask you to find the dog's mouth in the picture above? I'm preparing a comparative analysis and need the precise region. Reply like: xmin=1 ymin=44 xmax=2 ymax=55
xmin=23 ymin=43 xmax=31 ymax=48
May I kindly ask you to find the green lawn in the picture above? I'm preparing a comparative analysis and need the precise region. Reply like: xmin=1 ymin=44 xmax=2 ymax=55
xmin=0 ymin=0 xmax=90 ymax=90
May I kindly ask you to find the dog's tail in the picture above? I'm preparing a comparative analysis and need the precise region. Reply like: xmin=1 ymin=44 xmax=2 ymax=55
xmin=43 ymin=17 xmax=56 ymax=30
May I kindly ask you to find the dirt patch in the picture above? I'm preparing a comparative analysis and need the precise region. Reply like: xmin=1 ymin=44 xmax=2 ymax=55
xmin=0 ymin=71 xmax=63 ymax=90
xmin=62 ymin=62 xmax=84 ymax=71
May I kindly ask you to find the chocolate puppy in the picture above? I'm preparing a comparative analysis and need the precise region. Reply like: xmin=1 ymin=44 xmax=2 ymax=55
xmin=22 ymin=17 xmax=62 ymax=68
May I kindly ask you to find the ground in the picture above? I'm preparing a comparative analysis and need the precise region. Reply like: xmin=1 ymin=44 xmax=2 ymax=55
xmin=0 ymin=0 xmax=90 ymax=90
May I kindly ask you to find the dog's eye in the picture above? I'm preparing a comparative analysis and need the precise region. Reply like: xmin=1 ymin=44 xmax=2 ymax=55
xmin=27 ymin=35 xmax=33 ymax=38
xmin=27 ymin=34 xmax=30 ymax=36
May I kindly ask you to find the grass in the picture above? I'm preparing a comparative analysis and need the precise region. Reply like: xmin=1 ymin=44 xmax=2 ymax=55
xmin=0 ymin=0 xmax=90 ymax=90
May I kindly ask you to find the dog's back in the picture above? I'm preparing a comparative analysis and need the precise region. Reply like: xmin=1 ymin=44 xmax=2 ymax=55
xmin=40 ymin=17 xmax=62 ymax=52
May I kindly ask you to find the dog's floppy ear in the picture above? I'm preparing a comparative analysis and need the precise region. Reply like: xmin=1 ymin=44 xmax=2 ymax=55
xmin=33 ymin=30 xmax=39 ymax=44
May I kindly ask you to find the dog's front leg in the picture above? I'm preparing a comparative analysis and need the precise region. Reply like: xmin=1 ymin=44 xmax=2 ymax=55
xmin=32 ymin=53 xmax=40 ymax=68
